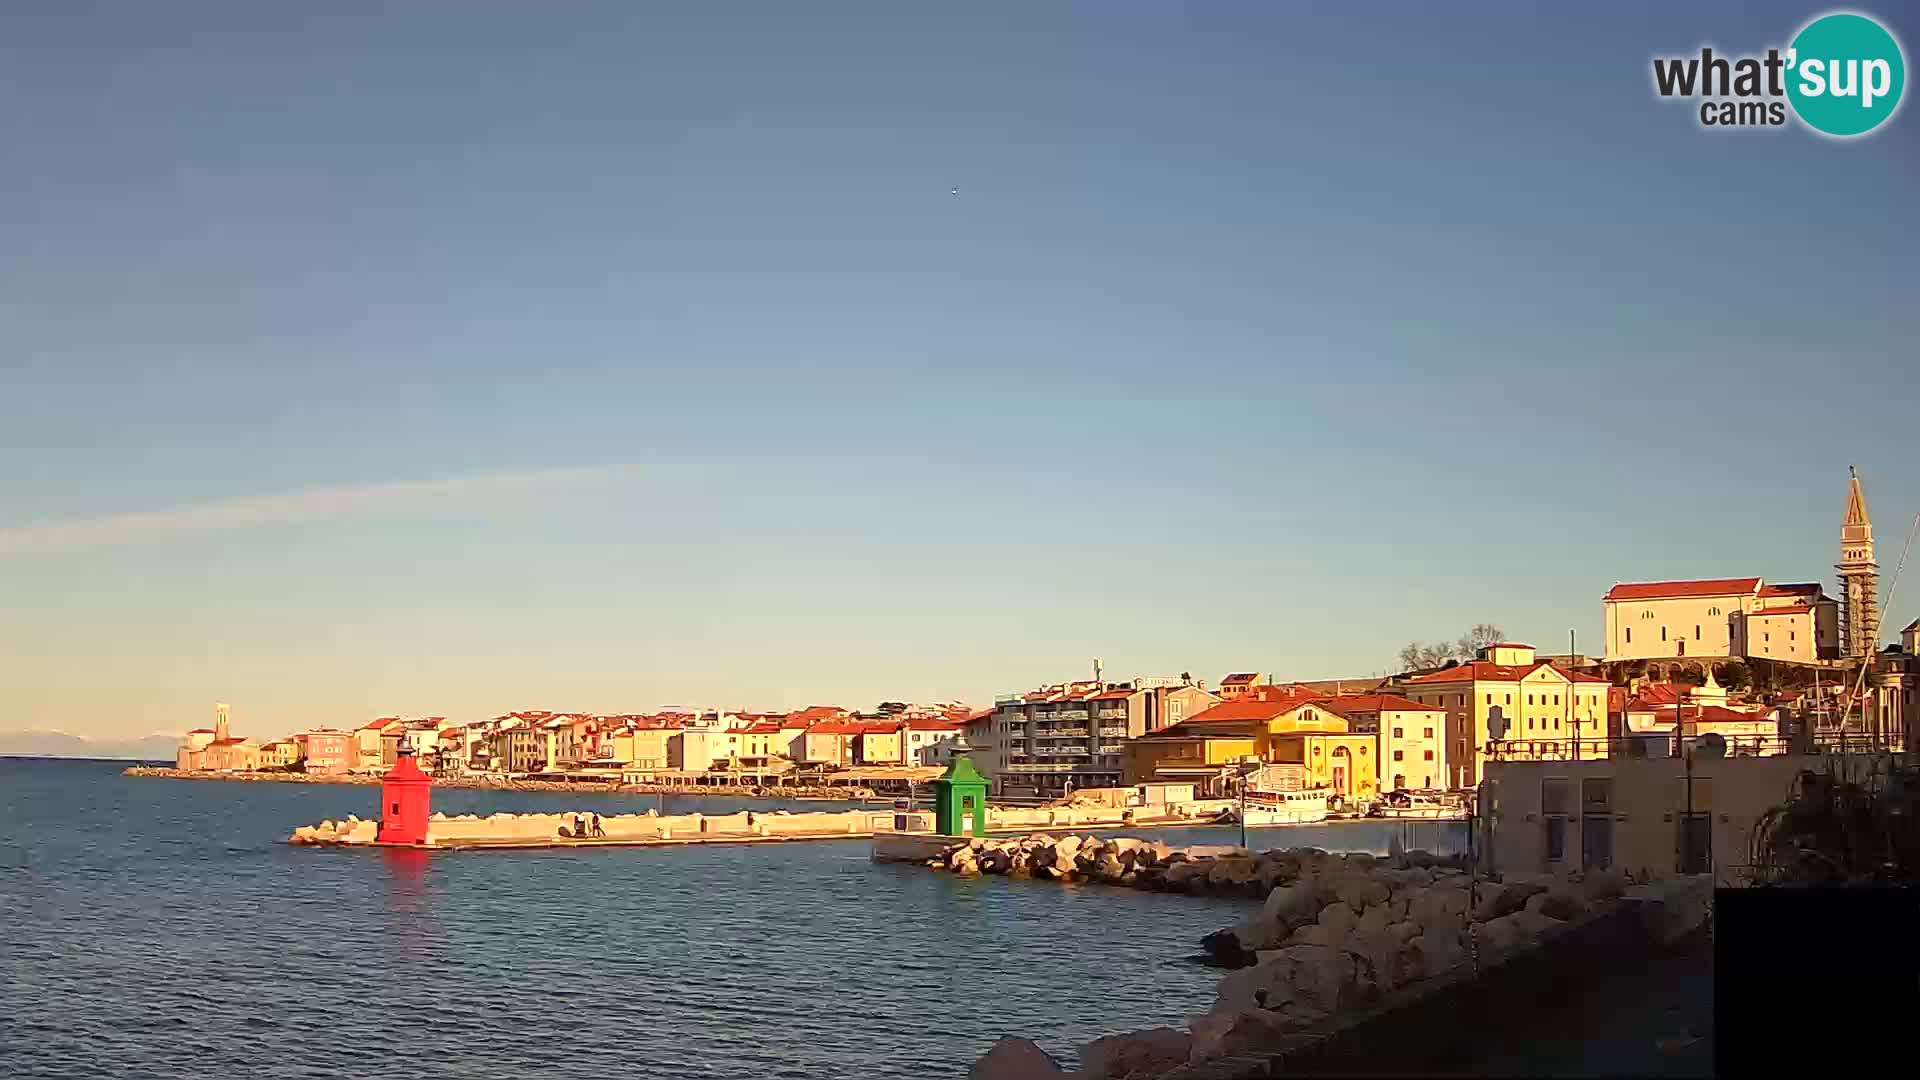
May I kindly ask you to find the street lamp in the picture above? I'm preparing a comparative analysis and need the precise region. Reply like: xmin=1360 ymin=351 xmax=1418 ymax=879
xmin=1235 ymin=758 xmax=1263 ymax=849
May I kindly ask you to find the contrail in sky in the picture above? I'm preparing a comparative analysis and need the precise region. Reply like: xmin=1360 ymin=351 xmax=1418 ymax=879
xmin=0 ymin=465 xmax=645 ymax=555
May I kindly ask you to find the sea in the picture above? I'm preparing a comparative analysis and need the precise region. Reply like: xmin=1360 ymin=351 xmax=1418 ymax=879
xmin=0 ymin=758 xmax=1466 ymax=1079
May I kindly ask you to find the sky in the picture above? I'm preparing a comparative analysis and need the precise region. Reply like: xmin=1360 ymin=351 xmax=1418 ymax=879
xmin=2 ymin=2 xmax=1916 ymax=740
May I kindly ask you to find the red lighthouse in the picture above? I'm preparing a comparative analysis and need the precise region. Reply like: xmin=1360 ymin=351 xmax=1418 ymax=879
xmin=376 ymin=743 xmax=432 ymax=846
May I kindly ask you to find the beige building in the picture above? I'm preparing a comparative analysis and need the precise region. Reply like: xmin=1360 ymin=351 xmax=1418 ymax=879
xmin=604 ymin=727 xmax=675 ymax=772
xmin=1478 ymin=752 xmax=1838 ymax=886
xmin=982 ymin=678 xmax=1219 ymax=796
xmin=1400 ymin=643 xmax=1610 ymax=789
xmin=669 ymin=727 xmax=726 ymax=772
xmin=1324 ymin=693 xmax=1449 ymax=792
xmin=1603 ymin=578 xmax=1838 ymax=663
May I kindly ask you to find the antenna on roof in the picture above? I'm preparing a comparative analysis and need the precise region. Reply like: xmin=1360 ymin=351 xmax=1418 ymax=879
xmin=1093 ymin=657 xmax=1103 ymax=685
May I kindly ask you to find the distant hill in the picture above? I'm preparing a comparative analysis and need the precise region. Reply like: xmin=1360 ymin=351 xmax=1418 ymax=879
xmin=0 ymin=730 xmax=181 ymax=762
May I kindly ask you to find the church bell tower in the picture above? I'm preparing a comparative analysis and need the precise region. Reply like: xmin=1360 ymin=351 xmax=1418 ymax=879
xmin=1838 ymin=466 xmax=1880 ymax=659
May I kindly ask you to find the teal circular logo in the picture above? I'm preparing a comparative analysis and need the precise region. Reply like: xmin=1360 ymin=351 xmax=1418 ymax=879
xmin=1786 ymin=12 xmax=1906 ymax=136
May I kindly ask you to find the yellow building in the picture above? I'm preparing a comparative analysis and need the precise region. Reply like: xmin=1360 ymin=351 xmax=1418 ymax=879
xmin=605 ymin=727 xmax=675 ymax=771
xmin=1400 ymin=643 xmax=1610 ymax=789
xmin=1323 ymin=693 xmax=1449 ymax=792
xmin=1124 ymin=687 xmax=1377 ymax=799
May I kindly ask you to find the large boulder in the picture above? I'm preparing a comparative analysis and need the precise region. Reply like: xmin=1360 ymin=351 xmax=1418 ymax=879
xmin=1474 ymin=881 xmax=1548 ymax=922
xmin=1053 ymin=835 xmax=1085 ymax=865
xmin=979 ymin=848 xmax=1014 ymax=875
xmin=1280 ymin=944 xmax=1359 ymax=1013
xmin=1408 ymin=885 xmax=1470 ymax=931
xmin=1164 ymin=861 xmax=1212 ymax=889
xmin=1215 ymin=955 xmax=1297 ymax=1014
xmin=970 ymin=1037 xmax=1071 ymax=1079
xmin=1186 ymin=1009 xmax=1296 ymax=1065
xmin=1411 ymin=927 xmax=1467 ymax=977
xmin=1078 ymin=1027 xmax=1190 ymax=1079
xmin=1316 ymin=901 xmax=1360 ymax=940
xmin=1524 ymin=888 xmax=1587 ymax=922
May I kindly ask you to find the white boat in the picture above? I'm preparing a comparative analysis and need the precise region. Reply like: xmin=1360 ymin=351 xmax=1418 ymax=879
xmin=1220 ymin=788 xmax=1331 ymax=826
xmin=1371 ymin=790 xmax=1467 ymax=820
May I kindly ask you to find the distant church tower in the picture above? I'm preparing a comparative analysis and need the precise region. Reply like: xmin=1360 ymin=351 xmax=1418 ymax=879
xmin=1838 ymin=466 xmax=1880 ymax=659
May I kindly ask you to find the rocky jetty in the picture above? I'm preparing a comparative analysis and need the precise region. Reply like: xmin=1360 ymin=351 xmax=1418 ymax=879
xmin=957 ymin=837 xmax=1637 ymax=1079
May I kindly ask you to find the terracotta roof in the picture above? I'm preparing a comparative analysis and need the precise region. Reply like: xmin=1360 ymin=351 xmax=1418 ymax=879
xmin=358 ymin=717 xmax=401 ymax=731
xmin=1759 ymin=583 xmax=1824 ymax=598
xmin=1087 ymin=689 xmax=1136 ymax=701
xmin=1407 ymin=661 xmax=1607 ymax=685
xmin=1181 ymin=692 xmax=1329 ymax=725
xmin=186 ymin=728 xmax=214 ymax=735
xmin=1136 ymin=717 xmax=1262 ymax=740
xmin=806 ymin=720 xmax=865 ymax=735
xmin=1220 ymin=673 xmax=1262 ymax=686
xmin=1604 ymin=578 xmax=1760 ymax=601
xmin=1749 ymin=604 xmax=1812 ymax=617
xmin=1322 ymin=693 xmax=1446 ymax=715
xmin=904 ymin=719 xmax=961 ymax=732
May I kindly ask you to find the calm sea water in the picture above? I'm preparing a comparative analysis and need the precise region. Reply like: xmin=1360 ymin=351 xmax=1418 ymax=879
xmin=0 ymin=759 xmax=1464 ymax=1079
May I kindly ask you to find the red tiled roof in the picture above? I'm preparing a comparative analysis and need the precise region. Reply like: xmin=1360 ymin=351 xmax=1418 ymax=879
xmin=855 ymin=721 xmax=902 ymax=735
xmin=1322 ymin=693 xmax=1446 ymax=715
xmin=186 ymin=728 xmax=214 ymax=735
xmin=1220 ymin=673 xmax=1262 ymax=685
xmin=905 ymin=719 xmax=961 ymax=732
xmin=1759 ymin=583 xmax=1824 ymax=598
xmin=1604 ymin=578 xmax=1760 ymax=601
xmin=1087 ymin=689 xmax=1136 ymax=701
xmin=1408 ymin=661 xmax=1607 ymax=685
xmin=1182 ymin=693 xmax=1328 ymax=725
xmin=358 ymin=717 xmax=401 ymax=731
xmin=806 ymin=720 xmax=865 ymax=735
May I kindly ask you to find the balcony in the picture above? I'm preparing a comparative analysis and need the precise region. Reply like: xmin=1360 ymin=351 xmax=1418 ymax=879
xmin=1035 ymin=726 xmax=1089 ymax=737
xmin=1095 ymin=743 xmax=1125 ymax=754
xmin=1094 ymin=709 xmax=1127 ymax=720
xmin=1097 ymin=726 xmax=1127 ymax=737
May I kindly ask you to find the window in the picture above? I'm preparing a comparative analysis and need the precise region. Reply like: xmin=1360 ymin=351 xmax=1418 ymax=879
xmin=1505 ymin=694 xmax=1512 ymax=704
xmin=1485 ymin=694 xmax=1492 ymax=704
xmin=1582 ymin=777 xmax=1614 ymax=812
xmin=1394 ymin=750 xmax=1405 ymax=761
xmin=1527 ymin=717 xmax=1536 ymax=730
xmin=1392 ymin=726 xmax=1404 ymax=738
xmin=1394 ymin=773 xmax=1406 ymax=789
xmin=1423 ymin=726 xmax=1434 ymax=738
xmin=1423 ymin=775 xmax=1432 ymax=787
xmin=1764 ymin=632 xmax=1770 ymax=643
xmin=1626 ymin=627 xmax=1632 ymax=643
xmin=1694 ymin=625 xmax=1701 ymax=640
xmin=1553 ymin=694 xmax=1560 ymax=705
xmin=1423 ymin=750 xmax=1434 ymax=760
xmin=1661 ymin=626 xmax=1668 ymax=641
xmin=1790 ymin=631 xmax=1796 ymax=641
xmin=1528 ymin=694 xmax=1535 ymax=705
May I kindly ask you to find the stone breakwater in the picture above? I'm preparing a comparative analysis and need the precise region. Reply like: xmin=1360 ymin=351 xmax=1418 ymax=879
xmin=944 ymin=836 xmax=1643 ymax=1080
xmin=123 ymin=766 xmax=876 ymax=800
xmin=290 ymin=807 xmax=897 ymax=848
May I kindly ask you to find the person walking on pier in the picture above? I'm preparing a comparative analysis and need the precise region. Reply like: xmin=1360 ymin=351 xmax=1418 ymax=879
xmin=590 ymin=813 xmax=605 ymax=839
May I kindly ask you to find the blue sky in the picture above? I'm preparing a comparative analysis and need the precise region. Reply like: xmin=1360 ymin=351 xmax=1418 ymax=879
xmin=3 ymin=2 xmax=1915 ymax=738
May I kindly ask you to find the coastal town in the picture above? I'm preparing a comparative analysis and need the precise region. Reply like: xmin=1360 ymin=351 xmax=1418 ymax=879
xmin=156 ymin=471 xmax=1914 ymax=824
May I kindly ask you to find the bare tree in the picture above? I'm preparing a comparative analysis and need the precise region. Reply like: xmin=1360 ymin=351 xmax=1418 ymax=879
xmin=1396 ymin=623 xmax=1508 ymax=672
xmin=1454 ymin=623 xmax=1507 ymax=660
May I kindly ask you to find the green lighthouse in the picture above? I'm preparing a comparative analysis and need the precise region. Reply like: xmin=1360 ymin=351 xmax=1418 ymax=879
xmin=932 ymin=737 xmax=989 ymax=837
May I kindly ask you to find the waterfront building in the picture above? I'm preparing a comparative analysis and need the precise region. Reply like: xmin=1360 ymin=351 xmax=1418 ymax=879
xmin=1477 ymin=748 xmax=1850 ymax=885
xmin=1398 ymin=643 xmax=1610 ymax=789
xmin=353 ymin=717 xmax=401 ymax=772
xmin=669 ymin=727 xmax=726 ymax=772
xmin=902 ymin=718 xmax=962 ymax=766
xmin=1321 ymin=693 xmax=1449 ymax=792
xmin=258 ymin=739 xmax=299 ymax=768
xmin=980 ymin=678 xmax=1219 ymax=797
xmin=603 ymin=725 xmax=675 ymax=772
xmin=853 ymin=721 xmax=905 ymax=766
xmin=1123 ymin=686 xmax=1376 ymax=800
xmin=1860 ymin=619 xmax=1920 ymax=753
xmin=494 ymin=724 xmax=545 ymax=774
xmin=175 ymin=704 xmax=261 ymax=771
xmin=294 ymin=730 xmax=354 ymax=775
xmin=797 ymin=718 xmax=862 ymax=767
xmin=723 ymin=718 xmax=784 ymax=767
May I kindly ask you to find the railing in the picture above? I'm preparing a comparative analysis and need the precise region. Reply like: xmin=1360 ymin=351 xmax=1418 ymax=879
xmin=1035 ymin=726 xmax=1090 ymax=737
xmin=1483 ymin=735 xmax=1797 ymax=761
xmin=1097 ymin=727 xmax=1128 ymax=737
xmin=1095 ymin=743 xmax=1125 ymax=754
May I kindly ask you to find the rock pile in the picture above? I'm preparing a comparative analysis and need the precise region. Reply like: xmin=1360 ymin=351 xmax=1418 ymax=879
xmin=929 ymin=834 xmax=1464 ymax=903
xmin=963 ymin=842 xmax=1634 ymax=1080
xmin=289 ymin=815 xmax=378 ymax=845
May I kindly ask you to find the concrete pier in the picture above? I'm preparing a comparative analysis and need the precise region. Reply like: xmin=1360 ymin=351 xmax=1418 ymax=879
xmin=290 ymin=807 xmax=929 ymax=849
